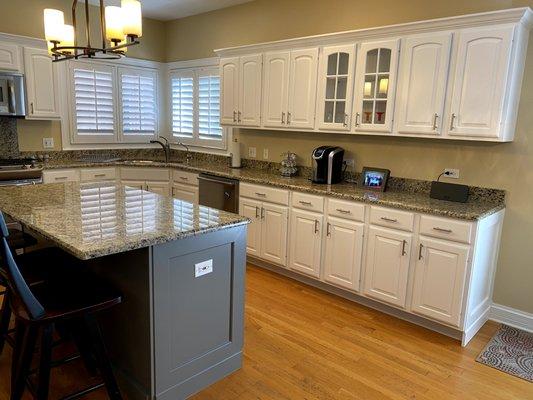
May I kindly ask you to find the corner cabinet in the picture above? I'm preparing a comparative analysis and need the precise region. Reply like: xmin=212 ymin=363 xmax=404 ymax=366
xmin=220 ymin=54 xmax=262 ymax=127
xmin=0 ymin=42 xmax=22 ymax=71
xmin=353 ymin=39 xmax=400 ymax=133
xmin=23 ymin=47 xmax=60 ymax=120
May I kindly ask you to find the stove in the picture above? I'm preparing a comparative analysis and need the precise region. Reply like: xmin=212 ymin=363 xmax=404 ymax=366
xmin=0 ymin=158 xmax=43 ymax=186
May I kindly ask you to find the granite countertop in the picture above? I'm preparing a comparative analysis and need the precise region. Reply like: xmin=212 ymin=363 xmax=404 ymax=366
xmin=41 ymin=159 xmax=505 ymax=221
xmin=0 ymin=182 xmax=250 ymax=260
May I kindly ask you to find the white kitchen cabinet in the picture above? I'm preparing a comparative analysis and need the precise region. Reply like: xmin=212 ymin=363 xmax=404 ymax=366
xmin=172 ymin=183 xmax=198 ymax=204
xmin=353 ymin=39 xmax=400 ymax=133
xmin=411 ymin=237 xmax=469 ymax=326
xmin=146 ymin=181 xmax=171 ymax=196
xmin=316 ymin=45 xmax=356 ymax=131
xmin=287 ymin=48 xmax=319 ymax=129
xmin=23 ymin=47 xmax=60 ymax=120
xmin=289 ymin=208 xmax=323 ymax=278
xmin=323 ymin=216 xmax=364 ymax=291
xmin=395 ymin=33 xmax=452 ymax=135
xmin=0 ymin=42 xmax=22 ymax=71
xmin=122 ymin=180 xmax=145 ymax=190
xmin=220 ymin=55 xmax=262 ymax=126
xmin=42 ymin=169 xmax=80 ymax=184
xmin=239 ymin=198 xmax=263 ymax=258
xmin=363 ymin=225 xmax=412 ymax=308
xmin=262 ymin=51 xmax=290 ymax=128
xmin=446 ymin=25 xmax=514 ymax=139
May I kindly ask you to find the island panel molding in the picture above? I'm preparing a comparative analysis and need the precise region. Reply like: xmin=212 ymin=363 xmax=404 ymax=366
xmin=216 ymin=7 xmax=533 ymax=142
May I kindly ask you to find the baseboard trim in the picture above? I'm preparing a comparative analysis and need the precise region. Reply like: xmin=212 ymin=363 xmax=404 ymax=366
xmin=489 ymin=303 xmax=533 ymax=333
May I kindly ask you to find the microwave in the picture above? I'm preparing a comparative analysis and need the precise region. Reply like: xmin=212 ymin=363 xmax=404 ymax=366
xmin=0 ymin=72 xmax=25 ymax=117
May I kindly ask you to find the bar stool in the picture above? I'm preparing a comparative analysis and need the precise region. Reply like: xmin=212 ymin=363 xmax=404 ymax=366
xmin=0 ymin=212 xmax=123 ymax=400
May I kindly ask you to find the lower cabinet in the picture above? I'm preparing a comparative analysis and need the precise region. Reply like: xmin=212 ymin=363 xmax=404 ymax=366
xmin=410 ymin=237 xmax=469 ymax=327
xmin=289 ymin=208 xmax=323 ymax=278
xmin=363 ymin=226 xmax=412 ymax=308
xmin=146 ymin=181 xmax=171 ymax=196
xmin=42 ymin=169 xmax=80 ymax=183
xmin=323 ymin=216 xmax=364 ymax=291
xmin=172 ymin=183 xmax=199 ymax=204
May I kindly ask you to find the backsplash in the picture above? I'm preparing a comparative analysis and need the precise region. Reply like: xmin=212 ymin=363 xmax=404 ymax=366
xmin=0 ymin=117 xmax=20 ymax=158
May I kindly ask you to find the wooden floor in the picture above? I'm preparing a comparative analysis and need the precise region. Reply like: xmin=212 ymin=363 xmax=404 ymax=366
xmin=1 ymin=264 xmax=532 ymax=400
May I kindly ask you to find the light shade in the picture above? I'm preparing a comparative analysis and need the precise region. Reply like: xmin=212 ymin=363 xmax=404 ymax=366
xmin=364 ymin=81 xmax=373 ymax=97
xmin=122 ymin=0 xmax=142 ymax=37
xmin=44 ymin=9 xmax=65 ymax=42
xmin=61 ymin=24 xmax=75 ymax=54
xmin=105 ymin=6 xmax=124 ymax=41
xmin=378 ymin=78 xmax=389 ymax=95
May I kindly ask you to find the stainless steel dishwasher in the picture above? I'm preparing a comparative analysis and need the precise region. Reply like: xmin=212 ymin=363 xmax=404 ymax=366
xmin=198 ymin=173 xmax=239 ymax=213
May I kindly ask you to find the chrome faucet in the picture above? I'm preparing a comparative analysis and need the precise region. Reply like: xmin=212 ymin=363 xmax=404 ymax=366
xmin=177 ymin=142 xmax=192 ymax=164
xmin=150 ymin=137 xmax=170 ymax=163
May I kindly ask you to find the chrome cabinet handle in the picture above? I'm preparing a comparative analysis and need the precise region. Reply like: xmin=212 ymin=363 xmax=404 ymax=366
xmin=94 ymin=174 xmax=106 ymax=177
xmin=55 ymin=176 xmax=68 ymax=181
xmin=299 ymin=201 xmax=312 ymax=206
xmin=336 ymin=208 xmax=351 ymax=214
xmin=343 ymin=113 xmax=348 ymax=127
xmin=314 ymin=219 xmax=319 ymax=234
xmin=433 ymin=113 xmax=439 ymax=130
xmin=355 ymin=112 xmax=360 ymax=127
xmin=281 ymin=112 xmax=285 ymax=124
xmin=326 ymin=222 xmax=331 ymax=237
xmin=255 ymin=206 xmax=259 ymax=218
xmin=450 ymin=113 xmax=456 ymax=131
xmin=261 ymin=207 xmax=265 ymax=219
xmin=433 ymin=227 xmax=452 ymax=233
xmin=233 ymin=111 xmax=237 ymax=122
xmin=238 ymin=111 xmax=242 ymax=123
xmin=255 ymin=192 xmax=266 ymax=197
xmin=287 ymin=111 xmax=291 ymax=125
xmin=418 ymin=243 xmax=424 ymax=260
xmin=402 ymin=240 xmax=407 ymax=256
xmin=380 ymin=217 xmax=398 ymax=223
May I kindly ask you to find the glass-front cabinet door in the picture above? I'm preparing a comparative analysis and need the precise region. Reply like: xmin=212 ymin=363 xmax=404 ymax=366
xmin=353 ymin=39 xmax=400 ymax=133
xmin=316 ymin=45 xmax=356 ymax=131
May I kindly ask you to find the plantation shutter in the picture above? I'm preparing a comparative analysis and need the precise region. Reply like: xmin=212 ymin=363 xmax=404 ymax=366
xmin=120 ymin=68 xmax=157 ymax=138
xmin=80 ymin=184 xmax=117 ymax=241
xmin=171 ymin=71 xmax=194 ymax=139
xmin=198 ymin=68 xmax=222 ymax=141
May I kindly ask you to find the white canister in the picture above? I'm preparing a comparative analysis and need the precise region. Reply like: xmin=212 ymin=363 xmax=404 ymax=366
xmin=230 ymin=139 xmax=242 ymax=168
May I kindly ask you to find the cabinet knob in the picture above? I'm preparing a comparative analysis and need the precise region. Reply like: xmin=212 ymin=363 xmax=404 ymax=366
xmin=355 ymin=112 xmax=360 ymax=127
xmin=433 ymin=113 xmax=439 ymax=130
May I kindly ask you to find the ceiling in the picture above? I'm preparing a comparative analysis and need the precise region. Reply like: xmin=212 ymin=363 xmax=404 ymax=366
xmin=88 ymin=0 xmax=254 ymax=21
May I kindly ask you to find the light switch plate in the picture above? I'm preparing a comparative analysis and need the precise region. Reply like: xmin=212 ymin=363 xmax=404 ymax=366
xmin=43 ymin=138 xmax=54 ymax=149
xmin=444 ymin=168 xmax=460 ymax=179
xmin=263 ymin=148 xmax=269 ymax=160
xmin=195 ymin=259 xmax=213 ymax=278
xmin=248 ymin=147 xmax=257 ymax=158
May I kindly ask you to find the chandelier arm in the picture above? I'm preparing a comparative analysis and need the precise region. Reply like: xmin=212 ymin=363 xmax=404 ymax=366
xmin=72 ymin=0 xmax=78 ymax=57
xmin=99 ymin=0 xmax=107 ymax=52
xmin=84 ymin=0 xmax=91 ymax=51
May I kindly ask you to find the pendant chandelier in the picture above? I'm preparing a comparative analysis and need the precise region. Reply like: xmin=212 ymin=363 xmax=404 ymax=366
xmin=44 ymin=0 xmax=142 ymax=62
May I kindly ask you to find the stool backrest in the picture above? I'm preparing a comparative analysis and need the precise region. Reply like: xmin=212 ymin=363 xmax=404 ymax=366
xmin=0 ymin=212 xmax=45 ymax=320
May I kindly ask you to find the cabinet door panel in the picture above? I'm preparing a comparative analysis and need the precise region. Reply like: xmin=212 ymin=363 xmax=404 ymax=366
xmin=396 ymin=33 xmax=452 ymax=135
xmin=324 ymin=217 xmax=364 ymax=291
xmin=262 ymin=52 xmax=290 ymax=128
xmin=447 ymin=25 xmax=513 ymax=138
xmin=289 ymin=209 xmax=322 ymax=278
xmin=363 ymin=226 xmax=411 ymax=307
xmin=172 ymin=184 xmax=198 ymax=204
xmin=411 ymin=237 xmax=469 ymax=326
xmin=0 ymin=42 xmax=21 ymax=71
xmin=239 ymin=198 xmax=262 ymax=257
xmin=24 ymin=47 xmax=60 ymax=119
xmin=239 ymin=54 xmax=262 ymax=126
xmin=261 ymin=203 xmax=288 ymax=266
xmin=146 ymin=182 xmax=170 ymax=196
xmin=353 ymin=39 xmax=400 ymax=133
xmin=220 ymin=57 xmax=239 ymax=124
xmin=288 ymin=48 xmax=319 ymax=129
xmin=122 ymin=180 xmax=145 ymax=190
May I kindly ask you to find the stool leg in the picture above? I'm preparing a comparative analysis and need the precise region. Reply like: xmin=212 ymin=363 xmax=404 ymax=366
xmin=11 ymin=324 xmax=38 ymax=400
xmin=69 ymin=318 xmax=98 ymax=376
xmin=11 ymin=322 xmax=26 ymax=389
xmin=36 ymin=323 xmax=54 ymax=400
xmin=0 ymin=292 xmax=11 ymax=355
xmin=84 ymin=314 xmax=122 ymax=400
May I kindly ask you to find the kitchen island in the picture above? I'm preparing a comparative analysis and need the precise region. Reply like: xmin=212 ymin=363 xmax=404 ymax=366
xmin=0 ymin=181 xmax=250 ymax=400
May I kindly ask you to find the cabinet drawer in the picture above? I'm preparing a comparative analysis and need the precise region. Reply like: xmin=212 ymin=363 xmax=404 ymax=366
xmin=370 ymin=206 xmax=414 ymax=232
xmin=80 ymin=168 xmax=116 ymax=182
xmin=292 ymin=192 xmax=324 ymax=212
xmin=327 ymin=198 xmax=365 ymax=222
xmin=240 ymin=183 xmax=289 ymax=205
xmin=419 ymin=215 xmax=473 ymax=244
xmin=172 ymin=170 xmax=199 ymax=186
xmin=121 ymin=167 xmax=170 ymax=181
xmin=43 ymin=169 xmax=79 ymax=184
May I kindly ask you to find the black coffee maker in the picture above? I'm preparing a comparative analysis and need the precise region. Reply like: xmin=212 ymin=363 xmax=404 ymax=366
xmin=311 ymin=146 xmax=345 ymax=184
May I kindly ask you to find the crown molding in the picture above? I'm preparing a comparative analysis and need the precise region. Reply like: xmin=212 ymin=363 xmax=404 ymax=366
xmin=215 ymin=7 xmax=533 ymax=57
xmin=166 ymin=57 xmax=219 ymax=71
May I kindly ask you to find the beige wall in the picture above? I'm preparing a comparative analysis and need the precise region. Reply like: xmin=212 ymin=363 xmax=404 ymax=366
xmin=0 ymin=0 xmax=166 ymax=152
xmin=166 ymin=0 xmax=533 ymax=314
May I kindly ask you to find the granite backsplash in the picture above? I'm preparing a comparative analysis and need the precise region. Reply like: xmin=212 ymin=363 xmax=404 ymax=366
xmin=0 ymin=117 xmax=20 ymax=158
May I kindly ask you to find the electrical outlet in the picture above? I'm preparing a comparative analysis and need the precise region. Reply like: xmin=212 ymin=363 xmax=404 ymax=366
xmin=248 ymin=147 xmax=257 ymax=158
xmin=444 ymin=168 xmax=460 ymax=179
xmin=263 ymin=148 xmax=269 ymax=160
xmin=42 ymin=138 xmax=54 ymax=149
xmin=344 ymin=159 xmax=355 ymax=169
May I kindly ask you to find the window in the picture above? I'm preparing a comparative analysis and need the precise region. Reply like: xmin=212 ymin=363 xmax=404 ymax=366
xmin=70 ymin=62 xmax=116 ymax=143
xmin=119 ymin=67 xmax=158 ymax=142
xmin=80 ymin=183 xmax=117 ymax=241
xmin=170 ymin=66 xmax=226 ymax=149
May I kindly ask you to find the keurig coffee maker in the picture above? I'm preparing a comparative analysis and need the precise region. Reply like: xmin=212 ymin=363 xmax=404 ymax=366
xmin=311 ymin=146 xmax=345 ymax=184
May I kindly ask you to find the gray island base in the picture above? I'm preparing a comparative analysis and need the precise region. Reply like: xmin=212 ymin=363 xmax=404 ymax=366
xmin=0 ymin=182 xmax=249 ymax=400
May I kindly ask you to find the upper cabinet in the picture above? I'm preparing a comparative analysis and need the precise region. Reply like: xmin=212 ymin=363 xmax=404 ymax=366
xmin=395 ymin=33 xmax=452 ymax=136
xmin=0 ymin=42 xmax=22 ymax=71
xmin=353 ymin=39 xmax=400 ymax=133
xmin=446 ymin=25 xmax=514 ymax=139
xmin=316 ymin=45 xmax=356 ymax=131
xmin=216 ymin=8 xmax=532 ymax=142
xmin=220 ymin=54 xmax=262 ymax=127
xmin=24 ymin=47 xmax=60 ymax=120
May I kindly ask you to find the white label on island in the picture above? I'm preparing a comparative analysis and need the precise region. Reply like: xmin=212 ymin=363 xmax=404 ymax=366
xmin=195 ymin=259 xmax=213 ymax=278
